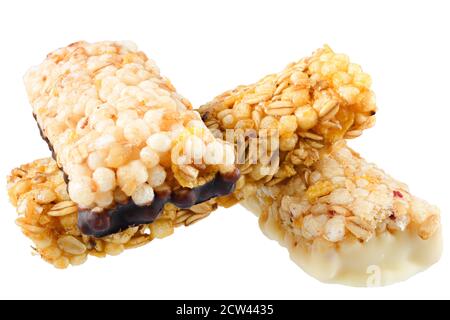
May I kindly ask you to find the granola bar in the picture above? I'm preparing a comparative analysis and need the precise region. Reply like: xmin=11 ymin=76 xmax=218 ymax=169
xmin=200 ymin=46 xmax=376 ymax=203
xmin=241 ymin=142 xmax=442 ymax=286
xmin=7 ymin=158 xmax=215 ymax=268
xmin=24 ymin=41 xmax=239 ymax=237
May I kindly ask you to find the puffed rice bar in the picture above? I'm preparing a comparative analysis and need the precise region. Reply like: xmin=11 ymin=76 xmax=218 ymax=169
xmin=24 ymin=41 xmax=239 ymax=237
xmin=7 ymin=158 xmax=215 ymax=268
xmin=241 ymin=142 xmax=442 ymax=286
xmin=200 ymin=45 xmax=376 ymax=205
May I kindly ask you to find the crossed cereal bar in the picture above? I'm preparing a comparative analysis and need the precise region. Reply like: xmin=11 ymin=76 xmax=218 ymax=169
xmin=200 ymin=45 xmax=377 ymax=205
xmin=24 ymin=41 xmax=239 ymax=238
xmin=241 ymin=142 xmax=442 ymax=286
xmin=7 ymin=158 xmax=216 ymax=268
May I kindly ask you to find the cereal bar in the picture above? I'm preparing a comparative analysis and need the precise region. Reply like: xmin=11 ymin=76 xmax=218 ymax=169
xmin=7 ymin=158 xmax=215 ymax=268
xmin=200 ymin=46 xmax=376 ymax=203
xmin=241 ymin=142 xmax=442 ymax=286
xmin=24 ymin=41 xmax=239 ymax=237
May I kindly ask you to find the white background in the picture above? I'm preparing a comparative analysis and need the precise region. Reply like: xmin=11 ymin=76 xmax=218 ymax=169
xmin=0 ymin=0 xmax=449 ymax=300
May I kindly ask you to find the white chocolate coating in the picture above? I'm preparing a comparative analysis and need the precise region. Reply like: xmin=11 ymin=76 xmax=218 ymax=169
xmin=241 ymin=143 xmax=442 ymax=286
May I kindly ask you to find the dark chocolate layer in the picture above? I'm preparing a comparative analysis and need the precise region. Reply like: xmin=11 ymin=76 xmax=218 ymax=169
xmin=34 ymin=114 xmax=240 ymax=238
xmin=79 ymin=168 xmax=240 ymax=238
xmin=33 ymin=115 xmax=69 ymax=184
xmin=78 ymin=188 xmax=171 ymax=237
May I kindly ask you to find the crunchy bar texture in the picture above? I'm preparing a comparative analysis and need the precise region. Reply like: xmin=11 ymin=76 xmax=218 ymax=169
xmin=24 ymin=41 xmax=235 ymax=210
xmin=241 ymin=142 xmax=442 ymax=286
xmin=200 ymin=46 xmax=376 ymax=202
xmin=7 ymin=158 xmax=215 ymax=268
